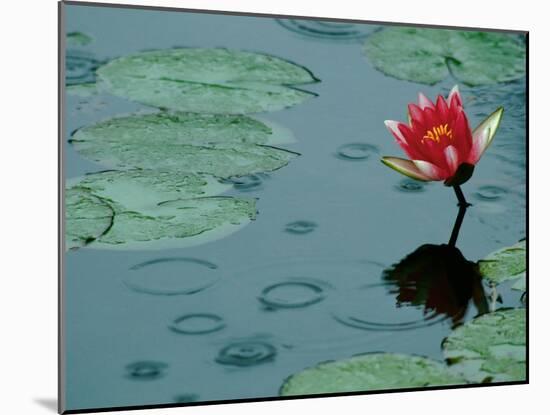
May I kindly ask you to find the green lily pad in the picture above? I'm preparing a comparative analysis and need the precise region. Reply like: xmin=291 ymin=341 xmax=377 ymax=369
xmin=71 ymin=112 xmax=295 ymax=147
xmin=65 ymin=187 xmax=114 ymax=250
xmin=442 ymin=308 xmax=526 ymax=383
xmin=280 ymin=353 xmax=465 ymax=396
xmin=66 ymin=31 xmax=93 ymax=46
xmin=67 ymin=169 xmax=230 ymax=210
xmin=66 ymin=170 xmax=256 ymax=250
xmin=94 ymin=196 xmax=256 ymax=250
xmin=70 ymin=113 xmax=299 ymax=178
xmin=511 ymin=275 xmax=526 ymax=292
xmin=66 ymin=83 xmax=101 ymax=97
xmin=96 ymin=48 xmax=319 ymax=113
xmin=478 ymin=240 xmax=526 ymax=284
xmin=363 ymin=27 xmax=525 ymax=86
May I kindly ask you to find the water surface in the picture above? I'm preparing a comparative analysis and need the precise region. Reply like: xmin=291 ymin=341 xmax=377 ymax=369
xmin=63 ymin=4 xmax=526 ymax=411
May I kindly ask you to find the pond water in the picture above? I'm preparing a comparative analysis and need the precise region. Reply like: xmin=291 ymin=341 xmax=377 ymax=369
xmin=63 ymin=4 xmax=526 ymax=411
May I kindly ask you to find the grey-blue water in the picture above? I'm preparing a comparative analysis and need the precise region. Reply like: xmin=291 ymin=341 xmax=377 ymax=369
xmin=63 ymin=4 xmax=526 ymax=411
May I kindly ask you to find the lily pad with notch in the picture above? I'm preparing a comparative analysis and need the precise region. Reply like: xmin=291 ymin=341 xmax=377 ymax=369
xmin=96 ymin=196 xmax=256 ymax=250
xmin=363 ymin=28 xmax=525 ymax=86
xmin=70 ymin=111 xmax=295 ymax=147
xmin=66 ymin=170 xmax=257 ymax=250
xmin=65 ymin=186 xmax=114 ymax=250
xmin=70 ymin=112 xmax=299 ymax=178
xmin=68 ymin=169 xmax=230 ymax=211
xmin=96 ymin=48 xmax=319 ymax=114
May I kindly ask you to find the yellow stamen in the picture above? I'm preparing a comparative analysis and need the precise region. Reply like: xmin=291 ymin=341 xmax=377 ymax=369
xmin=422 ymin=123 xmax=453 ymax=143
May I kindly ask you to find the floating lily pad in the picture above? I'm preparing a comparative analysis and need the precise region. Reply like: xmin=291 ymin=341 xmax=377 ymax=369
xmin=66 ymin=83 xmax=101 ymax=97
xmin=363 ymin=28 xmax=525 ymax=86
xmin=67 ymin=170 xmax=256 ymax=250
xmin=95 ymin=196 xmax=256 ymax=250
xmin=442 ymin=309 xmax=526 ymax=383
xmin=65 ymin=187 xmax=114 ymax=250
xmin=71 ymin=113 xmax=298 ymax=178
xmin=280 ymin=353 xmax=465 ymax=396
xmin=68 ymin=169 xmax=229 ymax=211
xmin=96 ymin=48 xmax=319 ymax=113
xmin=71 ymin=112 xmax=294 ymax=148
xmin=511 ymin=275 xmax=526 ymax=292
xmin=66 ymin=31 xmax=93 ymax=46
xmin=478 ymin=240 xmax=526 ymax=284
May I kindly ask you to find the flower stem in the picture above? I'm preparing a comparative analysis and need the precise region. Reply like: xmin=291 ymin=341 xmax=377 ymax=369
xmin=453 ymin=185 xmax=471 ymax=208
xmin=448 ymin=185 xmax=471 ymax=248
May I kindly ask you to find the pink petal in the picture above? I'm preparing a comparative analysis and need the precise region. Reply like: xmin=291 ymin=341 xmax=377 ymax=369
xmin=452 ymin=109 xmax=473 ymax=158
xmin=444 ymin=145 xmax=459 ymax=176
xmin=447 ymin=85 xmax=463 ymax=107
xmin=412 ymin=160 xmax=447 ymax=181
xmin=408 ymin=104 xmax=425 ymax=126
xmin=384 ymin=120 xmax=408 ymax=145
xmin=381 ymin=157 xmax=432 ymax=181
xmin=467 ymin=107 xmax=504 ymax=164
xmin=436 ymin=95 xmax=449 ymax=120
xmin=418 ymin=92 xmax=435 ymax=110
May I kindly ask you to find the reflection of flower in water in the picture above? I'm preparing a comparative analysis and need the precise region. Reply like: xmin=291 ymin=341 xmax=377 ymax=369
xmin=383 ymin=244 xmax=488 ymax=327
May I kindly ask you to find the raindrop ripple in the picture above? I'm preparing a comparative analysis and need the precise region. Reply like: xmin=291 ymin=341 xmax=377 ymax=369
xmin=215 ymin=341 xmax=277 ymax=367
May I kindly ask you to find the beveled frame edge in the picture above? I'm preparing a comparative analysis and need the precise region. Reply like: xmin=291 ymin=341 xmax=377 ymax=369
xmin=61 ymin=0 xmax=528 ymax=34
xmin=58 ymin=1 xmax=66 ymax=414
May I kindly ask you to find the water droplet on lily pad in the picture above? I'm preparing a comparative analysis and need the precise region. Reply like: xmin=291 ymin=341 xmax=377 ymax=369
xmin=478 ymin=240 xmax=526 ymax=285
xmin=442 ymin=308 xmax=526 ymax=382
xmin=125 ymin=257 xmax=219 ymax=296
xmin=96 ymin=48 xmax=319 ymax=113
xmin=280 ymin=353 xmax=465 ymax=396
xmin=169 ymin=313 xmax=225 ymax=334
xmin=71 ymin=112 xmax=299 ymax=178
xmin=216 ymin=340 xmax=277 ymax=367
xmin=363 ymin=28 xmax=525 ymax=86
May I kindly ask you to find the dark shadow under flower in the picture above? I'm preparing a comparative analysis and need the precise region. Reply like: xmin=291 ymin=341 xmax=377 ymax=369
xmin=383 ymin=244 xmax=488 ymax=327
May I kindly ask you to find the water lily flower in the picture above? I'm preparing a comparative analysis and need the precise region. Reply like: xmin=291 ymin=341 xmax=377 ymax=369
xmin=381 ymin=86 xmax=503 ymax=187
